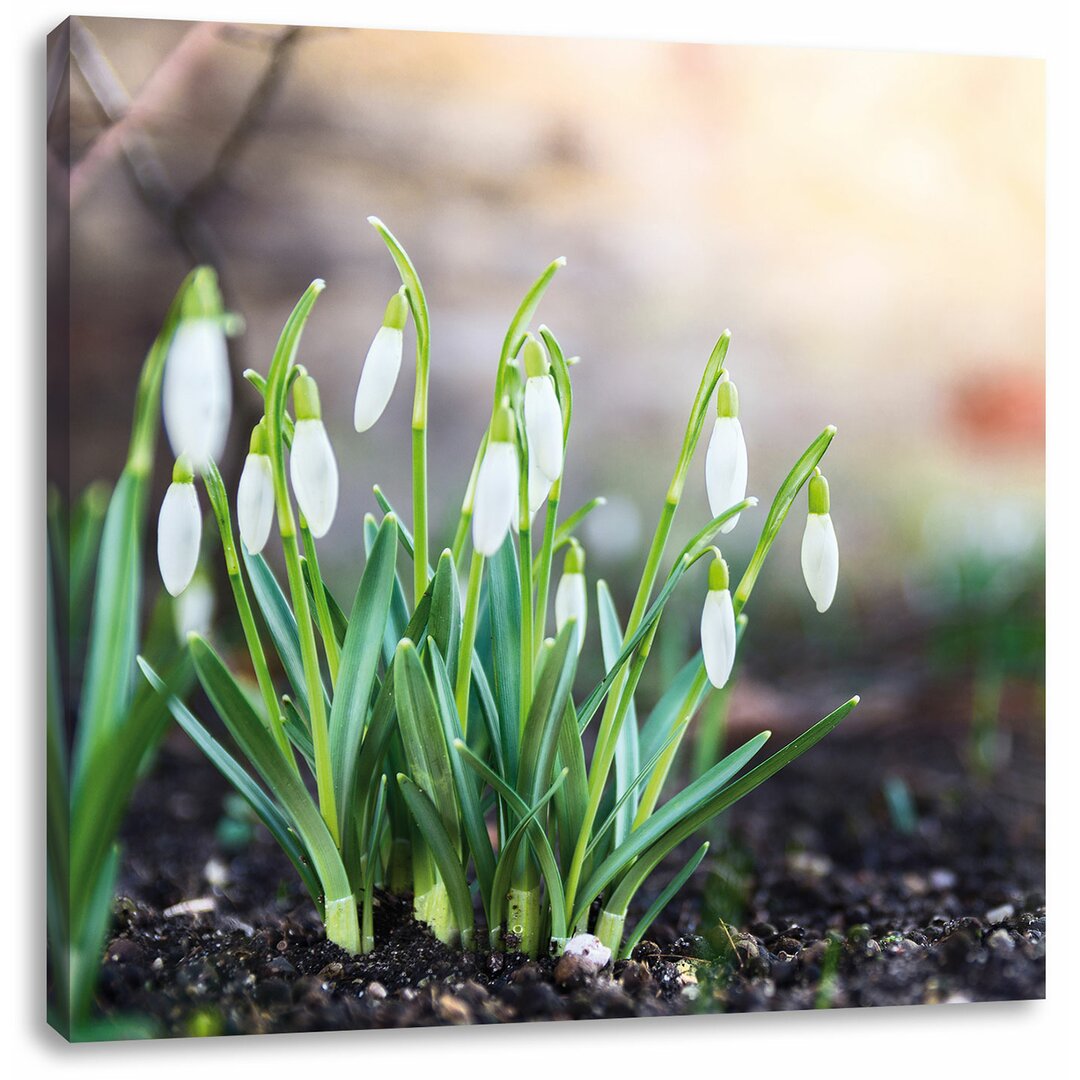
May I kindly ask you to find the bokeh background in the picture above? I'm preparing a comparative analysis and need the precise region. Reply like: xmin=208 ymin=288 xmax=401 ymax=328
xmin=48 ymin=18 xmax=1044 ymax=733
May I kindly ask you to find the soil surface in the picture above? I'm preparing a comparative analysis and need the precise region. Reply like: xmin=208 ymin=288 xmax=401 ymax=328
xmin=95 ymin=680 xmax=1045 ymax=1036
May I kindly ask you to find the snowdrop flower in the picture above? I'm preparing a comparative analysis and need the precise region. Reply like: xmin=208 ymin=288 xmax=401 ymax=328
xmin=173 ymin=569 xmax=215 ymax=641
xmin=527 ymin=452 xmax=553 ymax=520
xmin=472 ymin=402 xmax=519 ymax=557
xmin=354 ymin=288 xmax=408 ymax=432
xmin=290 ymin=375 xmax=338 ymax=539
xmin=801 ymin=468 xmax=839 ymax=613
xmin=162 ymin=317 xmax=232 ymax=470
xmin=705 ymin=373 xmax=747 ymax=533
xmin=522 ymin=335 xmax=563 ymax=484
xmin=554 ymin=541 xmax=587 ymax=654
xmin=236 ymin=420 xmax=276 ymax=555
xmin=701 ymin=553 xmax=737 ymax=689
xmin=158 ymin=456 xmax=202 ymax=597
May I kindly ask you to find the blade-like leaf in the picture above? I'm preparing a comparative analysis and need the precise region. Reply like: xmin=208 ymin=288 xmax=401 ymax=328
xmin=428 ymin=551 xmax=462 ymax=679
xmin=597 ymin=582 xmax=640 ymax=846
xmin=488 ymin=533 xmax=522 ymax=770
xmin=139 ymin=658 xmax=322 ymax=906
xmin=619 ymin=842 xmax=710 ymax=959
xmin=396 ymin=774 xmax=475 ymax=948
xmin=330 ymin=514 xmax=399 ymax=834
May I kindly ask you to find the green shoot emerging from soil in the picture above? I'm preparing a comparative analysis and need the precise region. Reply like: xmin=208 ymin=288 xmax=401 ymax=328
xmin=142 ymin=219 xmax=859 ymax=961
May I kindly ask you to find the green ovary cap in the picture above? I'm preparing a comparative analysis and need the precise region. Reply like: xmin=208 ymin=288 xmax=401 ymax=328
xmin=523 ymin=334 xmax=550 ymax=379
xmin=383 ymin=288 xmax=408 ymax=331
xmin=564 ymin=540 xmax=585 ymax=575
xmin=808 ymin=469 xmax=830 ymax=515
xmin=716 ymin=374 xmax=739 ymax=419
xmin=248 ymin=419 xmax=269 ymax=456
xmin=491 ymin=399 xmax=516 ymax=443
xmin=293 ymin=374 xmax=322 ymax=421
xmin=179 ymin=266 xmax=223 ymax=320
xmin=708 ymin=554 xmax=730 ymax=592
xmin=173 ymin=454 xmax=195 ymax=484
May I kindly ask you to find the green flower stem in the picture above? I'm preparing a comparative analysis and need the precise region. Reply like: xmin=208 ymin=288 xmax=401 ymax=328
xmin=519 ymin=514 xmax=535 ymax=725
xmin=455 ymin=550 xmax=485 ymax=731
xmin=203 ymin=462 xmax=297 ymax=769
xmin=279 ymin=526 xmax=339 ymax=845
xmin=451 ymin=433 xmax=487 ymax=566
xmin=300 ymin=519 xmax=341 ymax=687
xmin=632 ymin=661 xmax=709 ymax=828
xmin=507 ymin=883 xmax=543 ymax=957
xmin=412 ymin=414 xmax=430 ymax=609
xmin=563 ymin=333 xmax=728 ymax=922
xmin=532 ymin=481 xmax=562 ymax=651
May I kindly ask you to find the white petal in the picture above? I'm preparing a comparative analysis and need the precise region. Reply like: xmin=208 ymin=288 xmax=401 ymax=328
xmin=701 ymin=588 xmax=737 ymax=689
xmin=237 ymin=452 xmax=275 ymax=554
xmin=290 ymin=419 xmax=338 ymax=538
xmin=705 ymin=416 xmax=748 ymax=532
xmin=158 ymin=481 xmax=201 ymax=597
xmin=555 ymin=571 xmax=588 ymax=654
xmin=173 ymin=574 xmax=215 ymax=641
xmin=801 ymin=512 xmax=839 ymax=613
xmin=472 ymin=441 xmax=518 ymax=557
xmin=354 ymin=326 xmax=404 ymax=432
xmin=162 ymin=319 xmax=232 ymax=469
xmin=528 ymin=453 xmax=553 ymax=519
xmin=524 ymin=376 xmax=563 ymax=483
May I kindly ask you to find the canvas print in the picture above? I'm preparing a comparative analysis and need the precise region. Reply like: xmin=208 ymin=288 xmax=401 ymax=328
xmin=46 ymin=17 xmax=1045 ymax=1040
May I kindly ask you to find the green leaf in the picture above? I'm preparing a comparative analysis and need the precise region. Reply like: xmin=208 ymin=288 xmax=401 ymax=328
xmin=330 ymin=514 xmax=399 ymax=834
xmin=302 ymin=558 xmax=349 ymax=647
xmin=243 ymin=549 xmax=329 ymax=718
xmin=363 ymin=512 xmax=411 ymax=666
xmin=282 ymin=696 xmax=316 ymax=771
xmin=599 ymin=696 xmax=861 ymax=925
xmin=428 ymin=551 xmax=462 ymax=679
xmin=69 ymin=844 xmax=120 ymax=1029
xmin=597 ymin=582 xmax=640 ymax=847
xmin=619 ymin=842 xmax=710 ymax=959
xmin=572 ymin=730 xmax=772 ymax=927
xmin=498 ymin=257 xmax=566 ymax=386
xmin=396 ymin=774 xmax=475 ymax=947
xmin=425 ymin=643 xmax=497 ymax=923
xmin=139 ymin=659 xmax=322 ymax=907
xmin=517 ymin=623 xmax=579 ymax=807
xmin=186 ymin=635 xmax=355 ymax=937
xmin=393 ymin=640 xmax=461 ymax=847
xmin=639 ymin=654 xmax=706 ymax=766
xmin=488 ymin=533 xmax=522 ymax=771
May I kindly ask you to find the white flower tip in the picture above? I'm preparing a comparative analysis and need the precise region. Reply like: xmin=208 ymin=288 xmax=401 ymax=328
xmin=366 ymin=215 xmax=382 ymax=227
xmin=310 ymin=278 xmax=326 ymax=293
xmin=747 ymin=496 xmax=759 ymax=506
xmin=850 ymin=694 xmax=861 ymax=706
xmin=554 ymin=256 xmax=567 ymax=268
xmin=826 ymin=424 xmax=838 ymax=435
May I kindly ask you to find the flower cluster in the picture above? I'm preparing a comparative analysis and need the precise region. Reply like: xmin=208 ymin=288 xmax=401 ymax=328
xmin=144 ymin=221 xmax=855 ymax=965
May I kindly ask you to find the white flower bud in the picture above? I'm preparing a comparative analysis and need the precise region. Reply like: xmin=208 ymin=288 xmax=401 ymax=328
xmin=528 ymin=452 xmax=553 ymax=519
xmin=554 ymin=558 xmax=587 ymax=655
xmin=354 ymin=325 xmax=405 ymax=432
xmin=705 ymin=376 xmax=747 ymax=533
xmin=158 ymin=469 xmax=202 ymax=598
xmin=162 ymin=318 xmax=232 ymax=470
xmin=290 ymin=419 xmax=339 ymax=539
xmin=801 ymin=512 xmax=839 ymax=613
xmin=237 ymin=451 xmax=275 ymax=555
xmin=472 ymin=440 xmax=518 ymax=558
xmin=524 ymin=375 xmax=563 ymax=483
xmin=701 ymin=556 xmax=736 ymax=689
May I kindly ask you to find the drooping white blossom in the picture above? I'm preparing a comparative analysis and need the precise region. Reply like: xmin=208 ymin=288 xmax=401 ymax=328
xmin=290 ymin=375 xmax=338 ymax=538
xmin=554 ymin=543 xmax=587 ymax=654
xmin=237 ymin=446 xmax=275 ymax=555
xmin=705 ymin=374 xmax=747 ymax=533
xmin=472 ymin=439 xmax=518 ymax=558
xmin=800 ymin=469 xmax=839 ymax=613
xmin=354 ymin=290 xmax=408 ymax=432
xmin=162 ymin=318 xmax=232 ymax=470
xmin=701 ymin=555 xmax=737 ymax=689
xmin=528 ymin=453 xmax=553 ymax=519
xmin=522 ymin=335 xmax=563 ymax=483
xmin=158 ymin=460 xmax=202 ymax=597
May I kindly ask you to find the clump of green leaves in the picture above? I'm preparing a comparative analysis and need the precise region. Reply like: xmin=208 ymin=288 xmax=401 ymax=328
xmin=47 ymin=269 xmax=220 ymax=1038
xmin=143 ymin=220 xmax=858 ymax=961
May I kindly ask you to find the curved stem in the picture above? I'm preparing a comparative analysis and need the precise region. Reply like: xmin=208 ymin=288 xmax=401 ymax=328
xmin=301 ymin=519 xmax=340 ymax=687
xmin=455 ymin=550 xmax=485 ymax=732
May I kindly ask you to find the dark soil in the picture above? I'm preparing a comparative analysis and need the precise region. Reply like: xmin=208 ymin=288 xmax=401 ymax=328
xmin=97 ymin=680 xmax=1045 ymax=1035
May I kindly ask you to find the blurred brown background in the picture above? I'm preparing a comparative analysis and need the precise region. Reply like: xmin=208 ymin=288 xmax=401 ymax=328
xmin=47 ymin=19 xmax=1044 ymax=704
